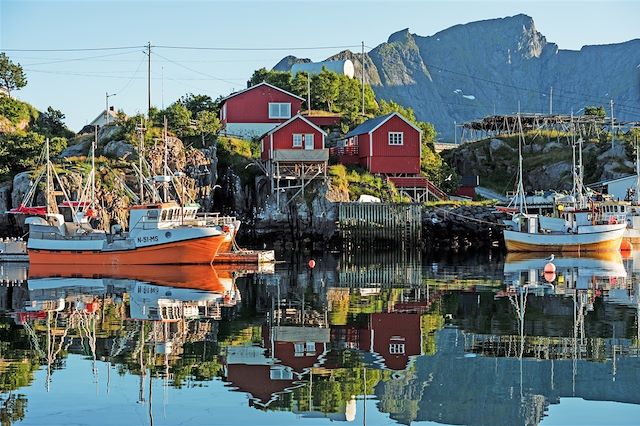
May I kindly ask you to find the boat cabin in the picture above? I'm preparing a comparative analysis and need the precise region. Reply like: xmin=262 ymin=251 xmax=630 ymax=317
xmin=128 ymin=202 xmax=201 ymax=233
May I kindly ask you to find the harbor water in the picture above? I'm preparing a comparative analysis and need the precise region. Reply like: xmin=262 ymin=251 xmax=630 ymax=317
xmin=1 ymin=249 xmax=640 ymax=425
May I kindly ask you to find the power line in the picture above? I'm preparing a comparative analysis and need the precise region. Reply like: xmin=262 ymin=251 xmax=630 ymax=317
xmin=151 ymin=51 xmax=243 ymax=86
xmin=22 ymin=50 xmax=142 ymax=67
xmin=0 ymin=45 xmax=146 ymax=52
xmin=153 ymin=44 xmax=362 ymax=51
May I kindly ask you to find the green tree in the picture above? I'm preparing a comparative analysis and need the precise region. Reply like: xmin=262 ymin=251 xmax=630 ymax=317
xmin=161 ymin=102 xmax=193 ymax=139
xmin=0 ymin=53 xmax=27 ymax=98
xmin=193 ymin=110 xmax=221 ymax=146
xmin=314 ymin=68 xmax=339 ymax=111
xmin=247 ymin=68 xmax=292 ymax=92
xmin=34 ymin=106 xmax=74 ymax=139
xmin=178 ymin=93 xmax=218 ymax=116
xmin=0 ymin=132 xmax=67 ymax=181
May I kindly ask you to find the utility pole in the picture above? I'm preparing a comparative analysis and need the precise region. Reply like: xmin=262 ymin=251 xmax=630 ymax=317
xmin=361 ymin=41 xmax=365 ymax=116
xmin=610 ymin=99 xmax=615 ymax=148
xmin=549 ymin=86 xmax=553 ymax=115
xmin=454 ymin=120 xmax=457 ymax=145
xmin=105 ymin=92 xmax=116 ymax=125
xmin=147 ymin=41 xmax=152 ymax=118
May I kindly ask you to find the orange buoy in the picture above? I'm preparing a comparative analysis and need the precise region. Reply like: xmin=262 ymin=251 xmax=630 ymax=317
xmin=544 ymin=262 xmax=556 ymax=273
xmin=544 ymin=271 xmax=556 ymax=283
xmin=620 ymin=240 xmax=633 ymax=252
xmin=308 ymin=259 xmax=316 ymax=269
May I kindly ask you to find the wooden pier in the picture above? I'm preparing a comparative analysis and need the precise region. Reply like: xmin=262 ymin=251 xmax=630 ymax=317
xmin=213 ymin=249 xmax=275 ymax=264
xmin=0 ymin=239 xmax=28 ymax=262
xmin=338 ymin=202 xmax=422 ymax=245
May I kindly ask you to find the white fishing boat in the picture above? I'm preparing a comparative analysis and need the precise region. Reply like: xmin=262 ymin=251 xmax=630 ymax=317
xmin=503 ymin=114 xmax=625 ymax=253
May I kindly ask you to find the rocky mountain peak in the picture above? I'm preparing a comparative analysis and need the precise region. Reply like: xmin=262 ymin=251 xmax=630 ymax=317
xmin=387 ymin=28 xmax=413 ymax=44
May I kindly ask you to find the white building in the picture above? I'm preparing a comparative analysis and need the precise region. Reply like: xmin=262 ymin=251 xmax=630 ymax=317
xmin=589 ymin=174 xmax=640 ymax=200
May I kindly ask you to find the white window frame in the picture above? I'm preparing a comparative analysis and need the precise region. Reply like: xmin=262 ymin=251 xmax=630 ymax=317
xmin=294 ymin=342 xmax=305 ymax=357
xmin=292 ymin=134 xmax=303 ymax=147
xmin=304 ymin=133 xmax=314 ymax=150
xmin=268 ymin=102 xmax=291 ymax=119
xmin=388 ymin=132 xmax=404 ymax=146
xmin=389 ymin=343 xmax=405 ymax=355
xmin=270 ymin=365 xmax=293 ymax=380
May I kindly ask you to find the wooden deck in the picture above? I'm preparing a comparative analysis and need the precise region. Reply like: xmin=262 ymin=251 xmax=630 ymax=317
xmin=213 ymin=249 xmax=276 ymax=264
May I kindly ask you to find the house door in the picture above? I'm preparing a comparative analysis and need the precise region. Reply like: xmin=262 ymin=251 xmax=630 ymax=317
xmin=304 ymin=134 xmax=314 ymax=150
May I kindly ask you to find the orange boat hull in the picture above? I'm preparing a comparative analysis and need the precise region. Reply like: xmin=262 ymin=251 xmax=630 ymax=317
xmin=29 ymin=263 xmax=226 ymax=292
xmin=28 ymin=235 xmax=225 ymax=265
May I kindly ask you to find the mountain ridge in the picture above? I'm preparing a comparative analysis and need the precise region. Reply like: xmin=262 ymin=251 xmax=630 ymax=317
xmin=272 ymin=14 xmax=640 ymax=140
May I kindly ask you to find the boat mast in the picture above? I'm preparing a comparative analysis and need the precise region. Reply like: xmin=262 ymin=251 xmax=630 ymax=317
xmin=92 ymin=126 xmax=97 ymax=209
xmin=636 ymin=134 xmax=640 ymax=203
xmin=163 ymin=116 xmax=169 ymax=203
xmin=513 ymin=112 xmax=527 ymax=213
xmin=45 ymin=137 xmax=51 ymax=213
xmin=138 ymin=119 xmax=145 ymax=203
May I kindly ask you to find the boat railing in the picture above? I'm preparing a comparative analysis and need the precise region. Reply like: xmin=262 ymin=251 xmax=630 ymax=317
xmin=196 ymin=213 xmax=237 ymax=226
xmin=29 ymin=230 xmax=107 ymax=241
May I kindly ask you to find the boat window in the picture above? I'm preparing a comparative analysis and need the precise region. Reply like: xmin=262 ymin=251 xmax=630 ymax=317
xmin=147 ymin=210 xmax=158 ymax=219
xmin=161 ymin=210 xmax=167 ymax=221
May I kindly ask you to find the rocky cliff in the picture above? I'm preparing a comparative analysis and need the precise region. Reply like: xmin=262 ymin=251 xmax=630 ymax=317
xmin=274 ymin=14 xmax=640 ymax=140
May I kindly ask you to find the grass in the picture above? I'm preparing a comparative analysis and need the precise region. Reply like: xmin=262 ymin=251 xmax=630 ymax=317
xmin=328 ymin=164 xmax=404 ymax=202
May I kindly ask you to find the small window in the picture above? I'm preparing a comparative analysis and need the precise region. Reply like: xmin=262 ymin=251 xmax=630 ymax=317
xmin=147 ymin=209 xmax=159 ymax=219
xmin=305 ymin=341 xmax=315 ymax=353
xmin=294 ymin=343 xmax=305 ymax=357
xmin=293 ymin=134 xmax=303 ymax=147
xmin=388 ymin=132 xmax=404 ymax=145
xmin=389 ymin=343 xmax=405 ymax=354
xmin=161 ymin=210 xmax=167 ymax=221
xmin=268 ymin=103 xmax=291 ymax=119
xmin=270 ymin=366 xmax=293 ymax=380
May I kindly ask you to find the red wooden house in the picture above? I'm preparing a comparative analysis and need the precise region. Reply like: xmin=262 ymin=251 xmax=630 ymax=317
xmin=260 ymin=114 xmax=326 ymax=160
xmin=336 ymin=112 xmax=447 ymax=201
xmin=219 ymin=82 xmax=304 ymax=139
xmin=260 ymin=114 xmax=329 ymax=204
xmin=341 ymin=112 xmax=422 ymax=174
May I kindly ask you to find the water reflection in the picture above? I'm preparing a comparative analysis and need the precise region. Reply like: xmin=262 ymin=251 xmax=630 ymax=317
xmin=0 ymin=250 xmax=639 ymax=425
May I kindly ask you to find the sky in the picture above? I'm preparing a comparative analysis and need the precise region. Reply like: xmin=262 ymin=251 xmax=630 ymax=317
xmin=1 ymin=0 xmax=639 ymax=131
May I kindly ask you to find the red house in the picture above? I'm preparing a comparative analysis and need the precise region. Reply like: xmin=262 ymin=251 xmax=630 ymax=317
xmin=219 ymin=82 xmax=305 ymax=139
xmin=260 ymin=114 xmax=327 ymax=161
xmin=360 ymin=312 xmax=422 ymax=371
xmin=341 ymin=112 xmax=422 ymax=174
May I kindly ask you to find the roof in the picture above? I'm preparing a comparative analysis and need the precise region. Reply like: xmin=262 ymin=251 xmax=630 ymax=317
xmin=344 ymin=112 xmax=422 ymax=138
xmin=265 ymin=114 xmax=327 ymax=137
xmin=219 ymin=81 xmax=305 ymax=104
xmin=588 ymin=173 xmax=637 ymax=187
xmin=88 ymin=109 xmax=119 ymax=126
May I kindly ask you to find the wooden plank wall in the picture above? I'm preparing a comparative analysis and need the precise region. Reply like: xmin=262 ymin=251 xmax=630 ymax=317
xmin=338 ymin=202 xmax=422 ymax=246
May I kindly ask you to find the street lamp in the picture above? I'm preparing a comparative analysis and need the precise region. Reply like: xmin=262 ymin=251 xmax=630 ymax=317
xmin=105 ymin=92 xmax=117 ymax=126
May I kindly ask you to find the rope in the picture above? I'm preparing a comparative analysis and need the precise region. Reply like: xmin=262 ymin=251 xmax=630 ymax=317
xmin=431 ymin=206 xmax=509 ymax=227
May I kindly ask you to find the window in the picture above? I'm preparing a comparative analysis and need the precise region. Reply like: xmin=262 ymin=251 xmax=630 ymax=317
xmin=304 ymin=134 xmax=314 ymax=150
xmin=293 ymin=134 xmax=303 ymax=147
xmin=388 ymin=132 xmax=404 ymax=145
xmin=294 ymin=343 xmax=305 ymax=357
xmin=270 ymin=366 xmax=293 ymax=380
xmin=305 ymin=341 xmax=316 ymax=354
xmin=269 ymin=102 xmax=291 ymax=119
xmin=389 ymin=343 xmax=405 ymax=355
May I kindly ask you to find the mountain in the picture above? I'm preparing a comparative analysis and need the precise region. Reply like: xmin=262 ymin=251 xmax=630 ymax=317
xmin=273 ymin=14 xmax=640 ymax=140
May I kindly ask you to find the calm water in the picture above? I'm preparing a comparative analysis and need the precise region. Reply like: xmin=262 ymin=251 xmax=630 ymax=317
xmin=1 ymin=249 xmax=640 ymax=426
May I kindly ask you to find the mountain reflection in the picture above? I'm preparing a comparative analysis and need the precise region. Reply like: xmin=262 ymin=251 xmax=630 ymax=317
xmin=0 ymin=250 xmax=639 ymax=425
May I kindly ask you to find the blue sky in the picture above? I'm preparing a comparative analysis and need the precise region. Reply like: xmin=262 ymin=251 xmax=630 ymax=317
xmin=1 ymin=0 xmax=638 ymax=131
